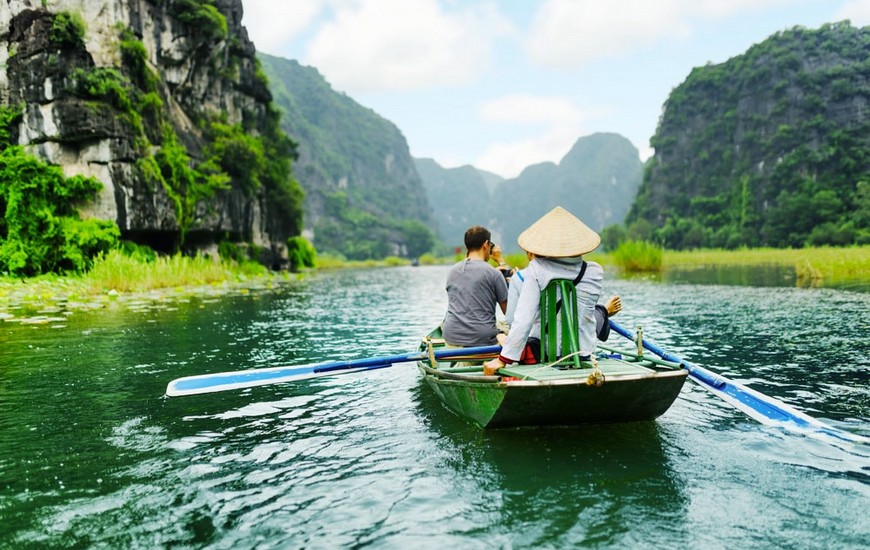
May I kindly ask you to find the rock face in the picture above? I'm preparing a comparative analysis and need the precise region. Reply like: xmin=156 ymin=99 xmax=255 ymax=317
xmin=1 ymin=0 xmax=302 ymax=265
xmin=259 ymin=54 xmax=436 ymax=260
xmin=628 ymin=22 xmax=870 ymax=248
xmin=414 ymin=158 xmax=502 ymax=246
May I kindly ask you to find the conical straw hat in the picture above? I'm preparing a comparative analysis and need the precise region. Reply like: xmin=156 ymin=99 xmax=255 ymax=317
xmin=517 ymin=206 xmax=600 ymax=257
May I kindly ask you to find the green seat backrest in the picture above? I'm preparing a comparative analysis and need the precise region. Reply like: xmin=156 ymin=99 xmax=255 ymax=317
xmin=540 ymin=278 xmax=581 ymax=368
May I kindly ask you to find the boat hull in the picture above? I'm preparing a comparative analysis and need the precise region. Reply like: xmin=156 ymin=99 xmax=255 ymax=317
xmin=420 ymin=366 xmax=687 ymax=428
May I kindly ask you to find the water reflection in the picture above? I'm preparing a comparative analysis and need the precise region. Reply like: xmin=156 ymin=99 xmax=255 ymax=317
xmin=1 ymin=267 xmax=869 ymax=548
xmin=624 ymin=264 xmax=870 ymax=293
xmin=412 ymin=383 xmax=690 ymax=547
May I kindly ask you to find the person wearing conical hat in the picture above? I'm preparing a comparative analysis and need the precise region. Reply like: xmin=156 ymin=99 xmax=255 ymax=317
xmin=484 ymin=206 xmax=616 ymax=375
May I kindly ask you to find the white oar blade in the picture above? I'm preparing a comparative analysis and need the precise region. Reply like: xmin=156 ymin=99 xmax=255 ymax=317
xmin=166 ymin=363 xmax=372 ymax=397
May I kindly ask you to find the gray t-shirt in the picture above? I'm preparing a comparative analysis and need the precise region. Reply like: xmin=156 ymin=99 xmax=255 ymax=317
xmin=442 ymin=259 xmax=508 ymax=346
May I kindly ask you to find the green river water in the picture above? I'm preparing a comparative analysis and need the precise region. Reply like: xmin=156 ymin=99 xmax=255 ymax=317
xmin=1 ymin=266 xmax=868 ymax=548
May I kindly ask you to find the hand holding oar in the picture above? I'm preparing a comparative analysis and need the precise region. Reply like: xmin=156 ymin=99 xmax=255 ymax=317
xmin=610 ymin=320 xmax=869 ymax=444
xmin=165 ymin=345 xmax=500 ymax=397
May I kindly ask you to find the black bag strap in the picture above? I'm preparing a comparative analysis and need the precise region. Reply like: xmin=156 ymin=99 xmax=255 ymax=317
xmin=554 ymin=261 xmax=587 ymax=316
xmin=573 ymin=261 xmax=588 ymax=285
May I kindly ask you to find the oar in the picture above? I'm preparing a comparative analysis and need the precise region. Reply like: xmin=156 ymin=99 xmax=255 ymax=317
xmin=165 ymin=345 xmax=501 ymax=397
xmin=610 ymin=320 xmax=869 ymax=444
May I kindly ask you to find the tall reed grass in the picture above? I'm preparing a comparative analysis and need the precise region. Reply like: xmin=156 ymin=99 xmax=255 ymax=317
xmin=314 ymin=253 xmax=413 ymax=269
xmin=612 ymin=240 xmax=663 ymax=272
xmin=82 ymin=250 xmax=261 ymax=293
xmin=664 ymin=245 xmax=869 ymax=285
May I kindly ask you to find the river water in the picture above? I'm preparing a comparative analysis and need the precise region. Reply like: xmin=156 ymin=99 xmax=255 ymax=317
xmin=1 ymin=266 xmax=868 ymax=548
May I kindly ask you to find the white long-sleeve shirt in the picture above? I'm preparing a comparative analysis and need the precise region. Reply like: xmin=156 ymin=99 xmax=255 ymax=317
xmin=500 ymin=257 xmax=603 ymax=362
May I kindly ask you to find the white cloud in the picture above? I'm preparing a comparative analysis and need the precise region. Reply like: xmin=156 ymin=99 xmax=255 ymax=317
xmin=473 ymin=138 xmax=563 ymax=179
xmin=304 ymin=0 xmax=512 ymax=93
xmin=525 ymin=0 xmax=796 ymax=68
xmin=834 ymin=0 xmax=870 ymax=25
xmin=526 ymin=0 xmax=689 ymax=68
xmin=241 ymin=0 xmax=326 ymax=55
xmin=474 ymin=94 xmax=589 ymax=177
xmin=480 ymin=94 xmax=584 ymax=126
xmin=692 ymin=0 xmax=793 ymax=19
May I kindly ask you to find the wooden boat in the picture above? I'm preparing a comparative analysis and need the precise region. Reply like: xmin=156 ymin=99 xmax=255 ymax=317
xmin=417 ymin=328 xmax=688 ymax=429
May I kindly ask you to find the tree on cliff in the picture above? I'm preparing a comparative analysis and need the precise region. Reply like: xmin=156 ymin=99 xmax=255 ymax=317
xmin=627 ymin=22 xmax=870 ymax=249
xmin=0 ymin=106 xmax=119 ymax=276
xmin=3 ymin=1 xmax=306 ymax=270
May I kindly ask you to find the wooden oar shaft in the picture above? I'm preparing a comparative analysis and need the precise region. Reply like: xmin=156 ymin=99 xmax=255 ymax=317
xmin=610 ymin=321 xmax=868 ymax=444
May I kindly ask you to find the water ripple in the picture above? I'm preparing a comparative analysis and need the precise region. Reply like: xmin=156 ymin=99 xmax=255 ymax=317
xmin=3 ymin=268 xmax=869 ymax=548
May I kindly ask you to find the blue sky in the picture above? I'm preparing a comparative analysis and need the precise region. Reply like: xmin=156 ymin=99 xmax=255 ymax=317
xmin=242 ymin=0 xmax=870 ymax=179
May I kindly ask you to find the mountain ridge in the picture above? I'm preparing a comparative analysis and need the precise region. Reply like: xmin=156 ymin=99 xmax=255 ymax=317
xmin=416 ymin=132 xmax=643 ymax=252
xmin=259 ymin=53 xmax=437 ymax=259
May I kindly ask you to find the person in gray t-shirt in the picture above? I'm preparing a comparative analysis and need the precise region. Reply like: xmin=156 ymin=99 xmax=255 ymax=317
xmin=442 ymin=226 xmax=509 ymax=347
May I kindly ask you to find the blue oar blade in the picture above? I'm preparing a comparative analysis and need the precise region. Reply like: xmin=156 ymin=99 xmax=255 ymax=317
xmin=166 ymin=361 xmax=390 ymax=397
xmin=609 ymin=321 xmax=869 ymax=444
xmin=165 ymin=344 xmax=502 ymax=397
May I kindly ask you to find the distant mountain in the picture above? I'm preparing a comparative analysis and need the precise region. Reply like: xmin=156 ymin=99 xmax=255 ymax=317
xmin=628 ymin=22 xmax=870 ymax=248
xmin=417 ymin=133 xmax=643 ymax=252
xmin=414 ymin=159 xmax=503 ymax=247
xmin=259 ymin=54 xmax=436 ymax=259
xmin=493 ymin=133 xmax=643 ymax=251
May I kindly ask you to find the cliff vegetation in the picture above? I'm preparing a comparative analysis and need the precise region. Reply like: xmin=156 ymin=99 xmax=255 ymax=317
xmin=626 ymin=22 xmax=870 ymax=249
xmin=1 ymin=0 xmax=305 ymax=273
xmin=258 ymin=54 xmax=436 ymax=260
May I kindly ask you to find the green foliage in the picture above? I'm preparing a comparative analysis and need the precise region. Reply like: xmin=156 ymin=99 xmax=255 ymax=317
xmin=629 ymin=22 xmax=870 ymax=249
xmin=0 ymin=105 xmax=23 ymax=148
xmin=204 ymin=121 xmax=265 ymax=195
xmin=286 ymin=236 xmax=316 ymax=271
xmin=312 ymin=191 xmax=435 ymax=260
xmin=170 ymin=0 xmax=228 ymax=41
xmin=67 ymin=67 xmax=144 ymax=138
xmin=217 ymin=240 xmax=245 ymax=263
xmin=118 ymin=240 xmax=157 ymax=262
xmin=84 ymin=249 xmax=236 ymax=292
xmin=60 ymin=217 xmax=121 ymax=272
xmin=0 ymin=146 xmax=119 ymax=276
xmin=612 ymin=240 xmax=663 ymax=273
xmin=417 ymin=253 xmax=440 ymax=265
xmin=119 ymin=29 xmax=158 ymax=93
xmin=382 ymin=256 xmax=407 ymax=266
xmin=400 ymin=220 xmax=435 ymax=258
xmin=50 ymin=11 xmax=86 ymax=48
xmin=259 ymin=106 xmax=304 ymax=238
xmin=600 ymin=224 xmax=627 ymax=252
xmin=68 ymin=67 xmax=134 ymax=113
xmin=153 ymin=125 xmax=230 ymax=242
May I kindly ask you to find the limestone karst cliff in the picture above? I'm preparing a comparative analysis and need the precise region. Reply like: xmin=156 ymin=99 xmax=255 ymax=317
xmin=628 ymin=23 xmax=870 ymax=248
xmin=1 ymin=0 xmax=304 ymax=266
xmin=258 ymin=54 xmax=437 ymax=260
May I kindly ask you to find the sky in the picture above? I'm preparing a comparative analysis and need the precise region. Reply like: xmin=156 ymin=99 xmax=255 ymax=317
xmin=241 ymin=0 xmax=870 ymax=179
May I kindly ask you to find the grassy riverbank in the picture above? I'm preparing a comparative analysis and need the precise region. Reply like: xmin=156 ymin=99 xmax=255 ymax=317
xmin=509 ymin=245 xmax=869 ymax=287
xmin=3 ymin=245 xmax=868 ymax=325
xmin=0 ymin=251 xmax=298 ymax=324
xmin=660 ymin=245 xmax=870 ymax=286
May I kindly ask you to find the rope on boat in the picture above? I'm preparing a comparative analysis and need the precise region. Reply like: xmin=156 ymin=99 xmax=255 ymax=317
xmin=419 ymin=363 xmax=501 ymax=383
xmin=586 ymin=355 xmax=605 ymax=387
xmin=425 ymin=337 xmax=438 ymax=369
xmin=528 ymin=351 xmax=605 ymax=386
xmin=636 ymin=325 xmax=644 ymax=357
